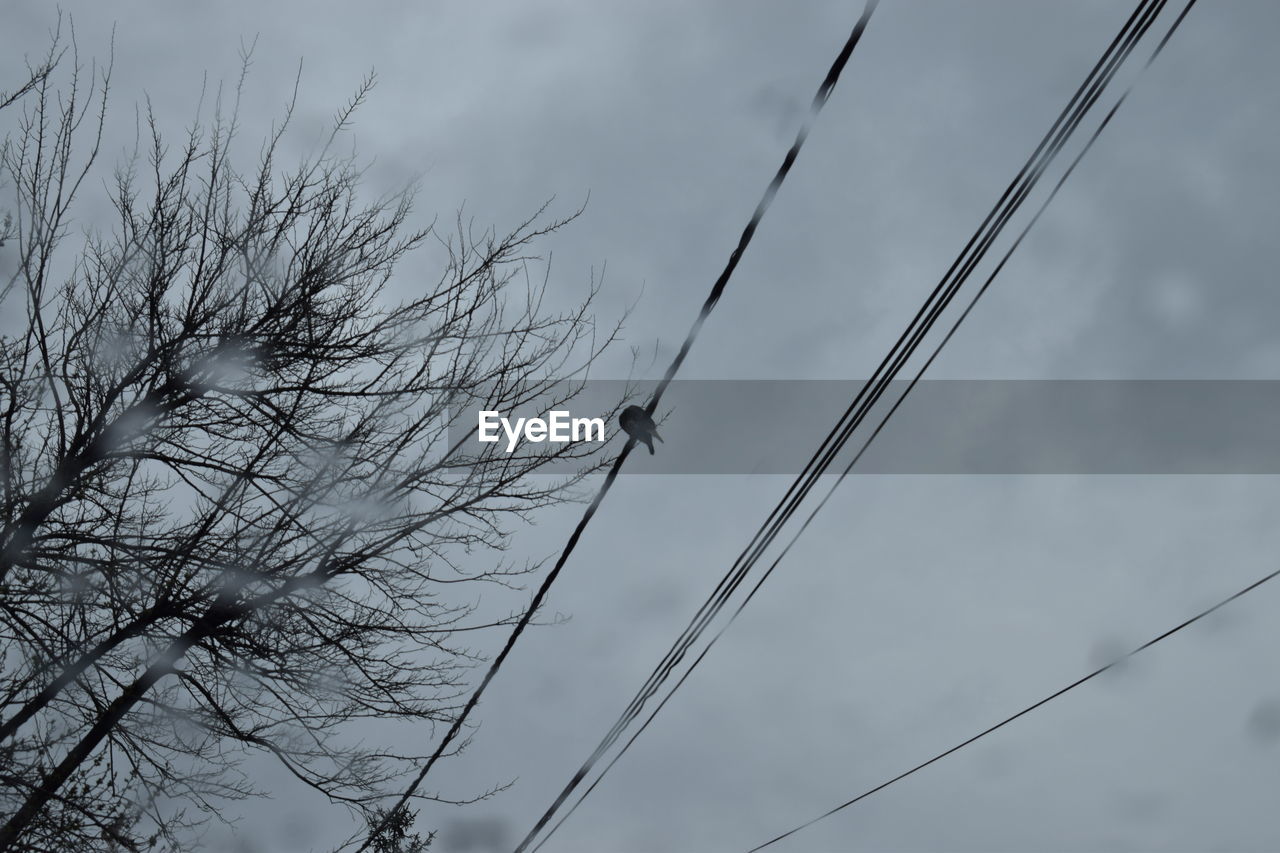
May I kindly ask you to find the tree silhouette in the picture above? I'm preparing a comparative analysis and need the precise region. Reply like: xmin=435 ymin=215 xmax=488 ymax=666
xmin=0 ymin=30 xmax=619 ymax=851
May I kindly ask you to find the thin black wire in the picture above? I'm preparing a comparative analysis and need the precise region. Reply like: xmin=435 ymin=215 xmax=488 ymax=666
xmin=540 ymin=6 xmax=1200 ymax=844
xmin=648 ymin=0 xmax=882 ymax=409
xmin=602 ymin=0 xmax=1166 ymax=760
xmin=585 ymin=0 xmax=1163 ymax=785
xmin=345 ymin=3 xmax=881 ymax=850
xmin=750 ymin=560 xmax=1268 ymax=851
xmin=525 ymin=1 xmax=1164 ymax=844
xmin=515 ymin=2 xmax=1173 ymax=849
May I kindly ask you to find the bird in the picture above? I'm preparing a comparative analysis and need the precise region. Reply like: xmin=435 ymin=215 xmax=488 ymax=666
xmin=619 ymin=405 xmax=663 ymax=455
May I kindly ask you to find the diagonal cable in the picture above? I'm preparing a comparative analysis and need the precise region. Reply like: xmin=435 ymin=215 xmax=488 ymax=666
xmin=346 ymin=3 xmax=882 ymax=849
xmin=517 ymin=1 xmax=1191 ymax=849
xmin=750 ymin=555 xmax=1268 ymax=852
xmin=537 ymin=6 xmax=1200 ymax=845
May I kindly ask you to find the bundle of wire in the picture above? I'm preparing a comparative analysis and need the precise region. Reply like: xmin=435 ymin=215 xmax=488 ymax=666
xmin=515 ymin=1 xmax=1195 ymax=850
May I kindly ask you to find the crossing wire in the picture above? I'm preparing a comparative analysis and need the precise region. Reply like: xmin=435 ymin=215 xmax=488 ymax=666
xmin=516 ymin=1 xmax=1190 ymax=849
xmin=538 ymin=5 xmax=1201 ymax=848
xmin=750 ymin=561 xmax=1270 ymax=852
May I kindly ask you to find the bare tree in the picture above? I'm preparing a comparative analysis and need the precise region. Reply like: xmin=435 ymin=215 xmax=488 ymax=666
xmin=0 ymin=32 xmax=620 ymax=851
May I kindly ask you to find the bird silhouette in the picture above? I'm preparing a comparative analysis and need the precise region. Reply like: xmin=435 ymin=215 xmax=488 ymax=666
xmin=619 ymin=405 xmax=663 ymax=455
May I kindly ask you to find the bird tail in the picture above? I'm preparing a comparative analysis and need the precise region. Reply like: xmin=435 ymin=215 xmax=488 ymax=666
xmin=652 ymin=429 xmax=663 ymax=444
xmin=642 ymin=437 xmax=655 ymax=455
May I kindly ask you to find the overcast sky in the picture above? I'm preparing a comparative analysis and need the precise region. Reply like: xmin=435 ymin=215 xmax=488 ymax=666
xmin=4 ymin=2 xmax=1280 ymax=851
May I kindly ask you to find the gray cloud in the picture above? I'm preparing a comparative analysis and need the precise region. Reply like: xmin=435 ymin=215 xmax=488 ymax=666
xmin=4 ymin=2 xmax=1279 ymax=851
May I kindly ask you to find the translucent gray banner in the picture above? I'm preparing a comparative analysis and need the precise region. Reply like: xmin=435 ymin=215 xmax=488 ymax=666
xmin=446 ymin=380 xmax=1280 ymax=474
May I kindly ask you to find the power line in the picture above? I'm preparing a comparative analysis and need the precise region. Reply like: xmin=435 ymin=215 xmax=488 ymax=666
xmin=538 ymin=5 xmax=1201 ymax=843
xmin=515 ymin=1 xmax=1188 ymax=848
xmin=624 ymin=0 xmax=1171 ymax=743
xmin=345 ymin=3 xmax=882 ymax=849
xmin=544 ymin=2 xmax=1200 ymax=848
xmin=523 ymin=0 xmax=1171 ymax=839
xmin=748 ymin=562 xmax=1274 ymax=851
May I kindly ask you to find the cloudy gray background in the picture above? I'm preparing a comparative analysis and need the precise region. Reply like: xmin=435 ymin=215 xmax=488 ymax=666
xmin=4 ymin=1 xmax=1280 ymax=851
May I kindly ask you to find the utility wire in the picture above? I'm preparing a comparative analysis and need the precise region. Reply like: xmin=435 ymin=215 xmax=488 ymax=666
xmin=527 ymin=1 xmax=1172 ymax=835
xmin=516 ymin=1 xmax=1187 ymax=849
xmin=346 ymin=2 xmax=881 ymax=849
xmin=520 ymin=0 xmax=1167 ymax=842
xmin=749 ymin=563 xmax=1271 ymax=851
xmin=648 ymin=0 xmax=881 ymax=407
xmin=600 ymin=0 xmax=1168 ymax=759
xmin=536 ymin=5 xmax=1200 ymax=845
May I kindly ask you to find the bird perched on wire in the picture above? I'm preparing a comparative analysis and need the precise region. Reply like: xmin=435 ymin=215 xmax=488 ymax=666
xmin=619 ymin=405 xmax=663 ymax=455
